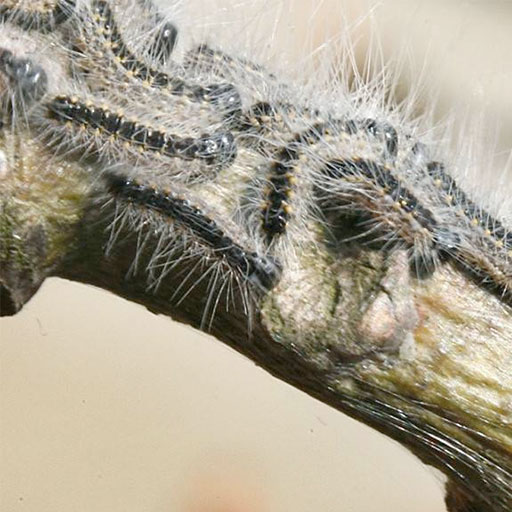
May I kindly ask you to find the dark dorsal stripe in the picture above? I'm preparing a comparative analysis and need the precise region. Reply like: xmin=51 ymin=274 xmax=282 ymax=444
xmin=261 ymin=118 xmax=398 ymax=243
xmin=92 ymin=0 xmax=242 ymax=121
xmin=106 ymin=173 xmax=282 ymax=291
xmin=47 ymin=95 xmax=237 ymax=165
xmin=324 ymin=158 xmax=438 ymax=232
xmin=427 ymin=161 xmax=512 ymax=250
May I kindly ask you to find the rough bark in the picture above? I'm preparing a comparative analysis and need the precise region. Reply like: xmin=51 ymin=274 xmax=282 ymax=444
xmin=1 ymin=130 xmax=511 ymax=512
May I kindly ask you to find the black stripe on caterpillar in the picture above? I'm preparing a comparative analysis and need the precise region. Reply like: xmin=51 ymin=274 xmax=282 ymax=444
xmin=91 ymin=0 xmax=242 ymax=121
xmin=46 ymin=95 xmax=237 ymax=165
xmin=260 ymin=118 xmax=398 ymax=243
xmin=105 ymin=173 xmax=282 ymax=293
xmin=427 ymin=160 xmax=512 ymax=256
xmin=320 ymin=157 xmax=446 ymax=274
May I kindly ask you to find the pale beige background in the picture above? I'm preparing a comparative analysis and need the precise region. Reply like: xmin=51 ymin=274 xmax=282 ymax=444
xmin=1 ymin=1 xmax=511 ymax=511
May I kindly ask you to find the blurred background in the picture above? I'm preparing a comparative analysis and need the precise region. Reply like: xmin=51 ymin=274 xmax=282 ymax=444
xmin=1 ymin=1 xmax=511 ymax=511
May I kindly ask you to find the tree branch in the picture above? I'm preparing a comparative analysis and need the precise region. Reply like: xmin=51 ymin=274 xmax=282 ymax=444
xmin=1 ymin=130 xmax=511 ymax=512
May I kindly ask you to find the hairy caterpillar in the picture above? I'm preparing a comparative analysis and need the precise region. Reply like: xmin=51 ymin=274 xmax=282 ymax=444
xmin=45 ymin=94 xmax=236 ymax=167
xmin=75 ymin=0 xmax=243 ymax=124
xmin=1 ymin=1 xmax=511 ymax=511
xmin=104 ymin=171 xmax=281 ymax=327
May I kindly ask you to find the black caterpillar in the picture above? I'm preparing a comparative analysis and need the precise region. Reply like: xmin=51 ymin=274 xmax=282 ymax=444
xmin=91 ymin=0 xmax=242 ymax=121
xmin=46 ymin=95 xmax=237 ymax=165
xmin=106 ymin=173 xmax=282 ymax=293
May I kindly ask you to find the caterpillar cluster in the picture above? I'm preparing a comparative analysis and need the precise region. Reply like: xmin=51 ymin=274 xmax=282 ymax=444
xmin=1 ymin=0 xmax=511 ymax=327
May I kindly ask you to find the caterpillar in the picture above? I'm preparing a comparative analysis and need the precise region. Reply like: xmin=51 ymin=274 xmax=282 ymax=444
xmin=104 ymin=172 xmax=281 ymax=327
xmin=87 ymin=0 xmax=242 ymax=122
xmin=258 ymin=117 xmax=400 ymax=245
xmin=426 ymin=159 xmax=512 ymax=298
xmin=135 ymin=0 xmax=178 ymax=65
xmin=0 ymin=47 xmax=48 ymax=111
xmin=427 ymin=160 xmax=512 ymax=255
xmin=183 ymin=42 xmax=285 ymax=103
xmin=45 ymin=94 xmax=237 ymax=167
xmin=106 ymin=173 xmax=280 ymax=289
xmin=320 ymin=157 xmax=442 ymax=273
